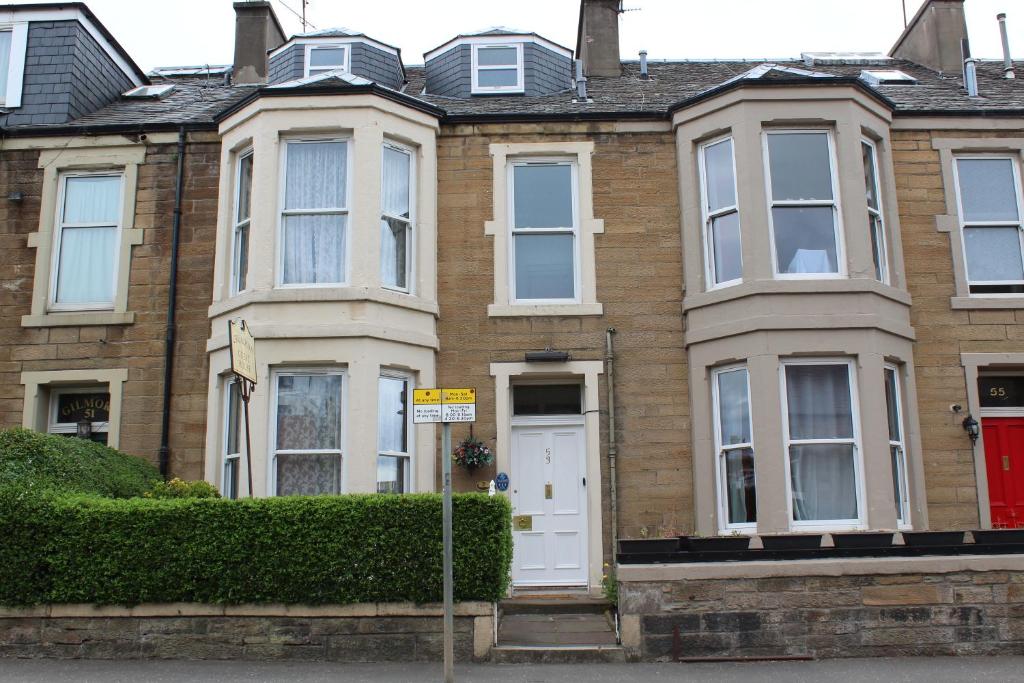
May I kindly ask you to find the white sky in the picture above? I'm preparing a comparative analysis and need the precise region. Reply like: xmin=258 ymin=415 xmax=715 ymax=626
xmin=69 ymin=0 xmax=1022 ymax=71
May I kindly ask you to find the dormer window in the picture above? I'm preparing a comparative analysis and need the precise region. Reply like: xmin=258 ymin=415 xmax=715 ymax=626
xmin=305 ymin=44 xmax=349 ymax=77
xmin=472 ymin=44 xmax=523 ymax=94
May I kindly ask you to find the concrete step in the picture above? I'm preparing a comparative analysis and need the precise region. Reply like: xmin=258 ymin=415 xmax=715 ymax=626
xmin=500 ymin=597 xmax=612 ymax=615
xmin=491 ymin=645 xmax=626 ymax=664
xmin=498 ymin=612 xmax=618 ymax=647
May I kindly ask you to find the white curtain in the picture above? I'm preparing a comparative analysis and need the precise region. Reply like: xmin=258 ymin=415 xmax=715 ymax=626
xmin=285 ymin=142 xmax=346 ymax=210
xmin=275 ymin=374 xmax=342 ymax=451
xmin=283 ymin=142 xmax=346 ymax=284
xmin=785 ymin=365 xmax=858 ymax=521
xmin=381 ymin=147 xmax=410 ymax=288
xmin=282 ymin=214 xmax=345 ymax=284
xmin=56 ymin=226 xmax=116 ymax=304
xmin=377 ymin=376 xmax=407 ymax=454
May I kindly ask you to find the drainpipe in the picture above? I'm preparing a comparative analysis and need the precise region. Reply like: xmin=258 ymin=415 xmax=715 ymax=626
xmin=605 ymin=328 xmax=619 ymax=561
xmin=158 ymin=127 xmax=187 ymax=478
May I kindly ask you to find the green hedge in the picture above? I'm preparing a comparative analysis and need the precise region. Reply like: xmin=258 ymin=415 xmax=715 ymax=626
xmin=0 ymin=492 xmax=512 ymax=606
xmin=0 ymin=428 xmax=160 ymax=498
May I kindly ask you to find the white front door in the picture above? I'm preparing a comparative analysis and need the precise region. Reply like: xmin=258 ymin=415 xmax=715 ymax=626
xmin=510 ymin=424 xmax=588 ymax=586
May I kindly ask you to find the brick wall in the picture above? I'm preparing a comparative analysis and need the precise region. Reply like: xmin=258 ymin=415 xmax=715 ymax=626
xmin=0 ymin=136 xmax=220 ymax=479
xmin=435 ymin=122 xmax=689 ymax=541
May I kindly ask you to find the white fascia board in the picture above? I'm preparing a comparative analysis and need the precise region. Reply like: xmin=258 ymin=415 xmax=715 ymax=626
xmin=4 ymin=22 xmax=27 ymax=106
xmin=424 ymin=34 xmax=573 ymax=63
xmin=269 ymin=36 xmax=400 ymax=59
xmin=0 ymin=7 xmax=143 ymax=87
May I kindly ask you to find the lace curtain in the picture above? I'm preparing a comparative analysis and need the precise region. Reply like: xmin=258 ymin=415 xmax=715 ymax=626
xmin=275 ymin=374 xmax=342 ymax=496
xmin=381 ymin=146 xmax=411 ymax=289
xmin=282 ymin=141 xmax=347 ymax=285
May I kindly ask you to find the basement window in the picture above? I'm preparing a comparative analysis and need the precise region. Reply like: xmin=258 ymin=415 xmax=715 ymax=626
xmin=123 ymin=84 xmax=175 ymax=98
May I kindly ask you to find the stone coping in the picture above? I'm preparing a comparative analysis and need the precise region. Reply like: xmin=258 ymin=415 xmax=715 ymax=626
xmin=618 ymin=554 xmax=1024 ymax=582
xmin=0 ymin=601 xmax=494 ymax=619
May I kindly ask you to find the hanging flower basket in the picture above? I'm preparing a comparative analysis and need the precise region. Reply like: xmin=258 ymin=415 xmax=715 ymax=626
xmin=452 ymin=436 xmax=493 ymax=472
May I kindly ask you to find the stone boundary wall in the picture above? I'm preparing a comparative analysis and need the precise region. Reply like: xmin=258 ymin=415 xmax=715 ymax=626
xmin=0 ymin=602 xmax=494 ymax=662
xmin=618 ymin=555 xmax=1024 ymax=661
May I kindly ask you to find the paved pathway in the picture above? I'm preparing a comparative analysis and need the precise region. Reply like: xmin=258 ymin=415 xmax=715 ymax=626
xmin=1 ymin=657 xmax=1023 ymax=682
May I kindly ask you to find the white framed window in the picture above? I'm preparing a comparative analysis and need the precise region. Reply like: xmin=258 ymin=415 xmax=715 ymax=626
xmin=305 ymin=44 xmax=349 ymax=77
xmin=381 ymin=142 xmax=414 ymax=292
xmin=764 ymin=130 xmax=845 ymax=278
xmin=0 ymin=28 xmax=12 ymax=102
xmin=222 ymin=378 xmax=242 ymax=500
xmin=471 ymin=43 xmax=524 ymax=94
xmin=271 ymin=369 xmax=344 ymax=496
xmin=279 ymin=138 xmax=350 ymax=287
xmin=509 ymin=158 xmax=580 ymax=303
xmin=884 ymin=365 xmax=911 ymax=528
xmin=377 ymin=373 xmax=413 ymax=494
xmin=952 ymin=155 xmax=1024 ymax=295
xmin=712 ymin=366 xmax=756 ymax=532
xmin=49 ymin=171 xmax=125 ymax=311
xmin=231 ymin=148 xmax=253 ymax=295
xmin=48 ymin=386 xmax=110 ymax=445
xmin=698 ymin=136 xmax=742 ymax=288
xmin=862 ymin=139 xmax=889 ymax=284
xmin=0 ymin=23 xmax=27 ymax=107
xmin=781 ymin=359 xmax=864 ymax=529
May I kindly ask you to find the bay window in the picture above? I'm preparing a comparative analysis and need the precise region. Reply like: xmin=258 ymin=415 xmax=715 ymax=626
xmin=381 ymin=143 xmax=413 ymax=291
xmin=699 ymin=136 xmax=742 ymax=288
xmin=765 ymin=131 xmax=843 ymax=277
xmin=472 ymin=44 xmax=523 ymax=94
xmin=280 ymin=139 xmax=348 ymax=286
xmin=223 ymin=379 xmax=242 ymax=499
xmin=510 ymin=160 xmax=578 ymax=302
xmin=377 ymin=374 xmax=411 ymax=493
xmin=712 ymin=366 xmax=756 ymax=529
xmin=232 ymin=149 xmax=253 ymax=294
xmin=862 ymin=139 xmax=888 ymax=283
xmin=885 ymin=365 xmax=910 ymax=526
xmin=51 ymin=172 xmax=123 ymax=309
xmin=953 ymin=156 xmax=1024 ymax=294
xmin=782 ymin=360 xmax=862 ymax=526
xmin=273 ymin=371 xmax=343 ymax=496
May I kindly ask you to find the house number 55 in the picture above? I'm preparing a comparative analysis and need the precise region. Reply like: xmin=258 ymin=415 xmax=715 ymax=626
xmin=545 ymin=448 xmax=551 ymax=464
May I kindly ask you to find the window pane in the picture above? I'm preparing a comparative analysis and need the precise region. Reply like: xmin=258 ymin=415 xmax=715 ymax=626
xmin=382 ymin=146 xmax=411 ymax=218
xmin=785 ymin=364 xmax=853 ymax=440
xmin=285 ymin=141 xmax=347 ymax=210
xmin=790 ymin=443 xmax=858 ymax=521
xmin=957 ymin=158 xmax=1019 ymax=222
xmin=711 ymin=212 xmax=742 ymax=284
xmin=276 ymin=374 xmax=342 ymax=451
xmin=514 ymin=233 xmax=574 ymax=300
xmin=891 ymin=445 xmax=905 ymax=522
xmin=717 ymin=370 xmax=750 ymax=445
xmin=309 ymin=47 xmax=346 ymax=68
xmin=54 ymin=391 xmax=110 ymax=425
xmin=513 ymin=384 xmax=582 ymax=415
xmin=282 ymin=214 xmax=345 ymax=284
xmin=226 ymin=381 xmax=241 ymax=455
xmin=377 ymin=455 xmax=409 ymax=494
xmin=224 ymin=457 xmax=239 ymax=500
xmin=869 ymin=214 xmax=885 ymax=282
xmin=56 ymin=226 xmax=116 ymax=304
xmin=772 ymin=206 xmax=838 ymax=274
xmin=478 ymin=69 xmax=518 ymax=87
xmin=862 ymin=142 xmax=880 ymax=211
xmin=477 ymin=47 xmax=518 ymax=66
xmin=0 ymin=31 xmax=11 ymax=94
xmin=380 ymin=218 xmax=408 ymax=290
xmin=64 ymin=176 xmax=121 ymax=224
xmin=234 ymin=224 xmax=249 ymax=292
xmin=964 ymin=226 xmax=1024 ymax=282
xmin=884 ymin=368 xmax=901 ymax=442
xmin=378 ymin=376 xmax=408 ymax=455
xmin=979 ymin=376 xmax=1024 ymax=408
xmin=237 ymin=153 xmax=253 ymax=223
xmin=768 ymin=133 xmax=834 ymax=201
xmin=724 ymin=448 xmax=756 ymax=525
xmin=513 ymin=164 xmax=573 ymax=229
xmin=704 ymin=138 xmax=736 ymax=211
xmin=277 ymin=453 xmax=341 ymax=496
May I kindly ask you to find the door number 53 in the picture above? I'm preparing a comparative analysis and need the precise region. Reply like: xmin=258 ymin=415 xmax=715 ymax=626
xmin=545 ymin=448 xmax=551 ymax=464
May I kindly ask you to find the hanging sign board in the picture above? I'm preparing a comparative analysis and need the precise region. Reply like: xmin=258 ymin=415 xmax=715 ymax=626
xmin=413 ymin=389 xmax=443 ymax=424
xmin=228 ymin=319 xmax=257 ymax=385
xmin=441 ymin=388 xmax=476 ymax=423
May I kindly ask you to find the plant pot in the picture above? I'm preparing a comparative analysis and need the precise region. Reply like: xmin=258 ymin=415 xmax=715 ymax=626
xmin=831 ymin=532 xmax=894 ymax=549
xmin=618 ymin=538 xmax=679 ymax=554
xmin=759 ymin=534 xmax=822 ymax=551
xmin=686 ymin=536 xmax=750 ymax=552
xmin=901 ymin=531 xmax=965 ymax=547
xmin=972 ymin=529 xmax=1024 ymax=545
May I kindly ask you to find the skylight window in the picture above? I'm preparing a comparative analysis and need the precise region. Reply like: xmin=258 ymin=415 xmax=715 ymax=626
xmin=859 ymin=70 xmax=917 ymax=86
xmin=123 ymin=84 xmax=175 ymax=98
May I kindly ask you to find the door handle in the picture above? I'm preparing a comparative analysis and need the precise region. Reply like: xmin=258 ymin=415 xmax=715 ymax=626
xmin=1004 ymin=455 xmax=1011 ymax=471
xmin=544 ymin=483 xmax=553 ymax=499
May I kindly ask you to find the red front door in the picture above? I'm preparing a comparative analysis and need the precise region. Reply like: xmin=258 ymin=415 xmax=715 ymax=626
xmin=983 ymin=417 xmax=1024 ymax=528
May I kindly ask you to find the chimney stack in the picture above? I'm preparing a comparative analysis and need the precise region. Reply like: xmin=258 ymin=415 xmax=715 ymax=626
xmin=889 ymin=0 xmax=968 ymax=74
xmin=577 ymin=0 xmax=622 ymax=77
xmin=998 ymin=13 xmax=1016 ymax=79
xmin=232 ymin=1 xmax=287 ymax=84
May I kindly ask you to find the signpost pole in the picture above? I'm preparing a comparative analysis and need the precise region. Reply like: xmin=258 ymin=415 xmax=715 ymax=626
xmin=442 ymin=420 xmax=454 ymax=683
xmin=240 ymin=379 xmax=254 ymax=499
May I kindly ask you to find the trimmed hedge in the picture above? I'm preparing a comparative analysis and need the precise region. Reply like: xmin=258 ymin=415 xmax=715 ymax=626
xmin=0 ymin=492 xmax=512 ymax=606
xmin=0 ymin=428 xmax=159 ymax=498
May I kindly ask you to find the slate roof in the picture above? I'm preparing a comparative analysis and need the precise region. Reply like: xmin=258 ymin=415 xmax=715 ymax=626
xmin=3 ymin=57 xmax=1023 ymax=134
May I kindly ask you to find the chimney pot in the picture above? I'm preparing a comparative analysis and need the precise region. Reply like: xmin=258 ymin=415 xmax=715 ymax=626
xmin=998 ymin=12 xmax=1016 ymax=79
xmin=639 ymin=50 xmax=648 ymax=79
xmin=232 ymin=1 xmax=287 ymax=84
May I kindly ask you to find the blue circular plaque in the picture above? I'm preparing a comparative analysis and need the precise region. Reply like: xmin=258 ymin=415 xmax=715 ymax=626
xmin=495 ymin=472 xmax=509 ymax=492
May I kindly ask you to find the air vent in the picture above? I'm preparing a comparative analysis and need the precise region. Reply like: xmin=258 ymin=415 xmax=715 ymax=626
xmin=123 ymin=84 xmax=175 ymax=98
xmin=859 ymin=69 xmax=917 ymax=86
xmin=802 ymin=51 xmax=892 ymax=66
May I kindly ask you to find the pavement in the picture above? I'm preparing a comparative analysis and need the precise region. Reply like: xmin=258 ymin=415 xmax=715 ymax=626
xmin=1 ymin=657 xmax=1024 ymax=683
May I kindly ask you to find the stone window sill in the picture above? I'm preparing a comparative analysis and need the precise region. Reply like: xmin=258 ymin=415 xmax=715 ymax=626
xmin=951 ymin=296 xmax=1024 ymax=310
xmin=487 ymin=303 xmax=604 ymax=318
xmin=21 ymin=311 xmax=135 ymax=328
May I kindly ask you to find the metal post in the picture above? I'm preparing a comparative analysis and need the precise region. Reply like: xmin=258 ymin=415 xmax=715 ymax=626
xmin=442 ymin=421 xmax=454 ymax=683
xmin=240 ymin=379 xmax=255 ymax=499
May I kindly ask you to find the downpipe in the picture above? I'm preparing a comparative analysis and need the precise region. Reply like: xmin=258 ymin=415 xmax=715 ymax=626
xmin=605 ymin=328 xmax=619 ymax=565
